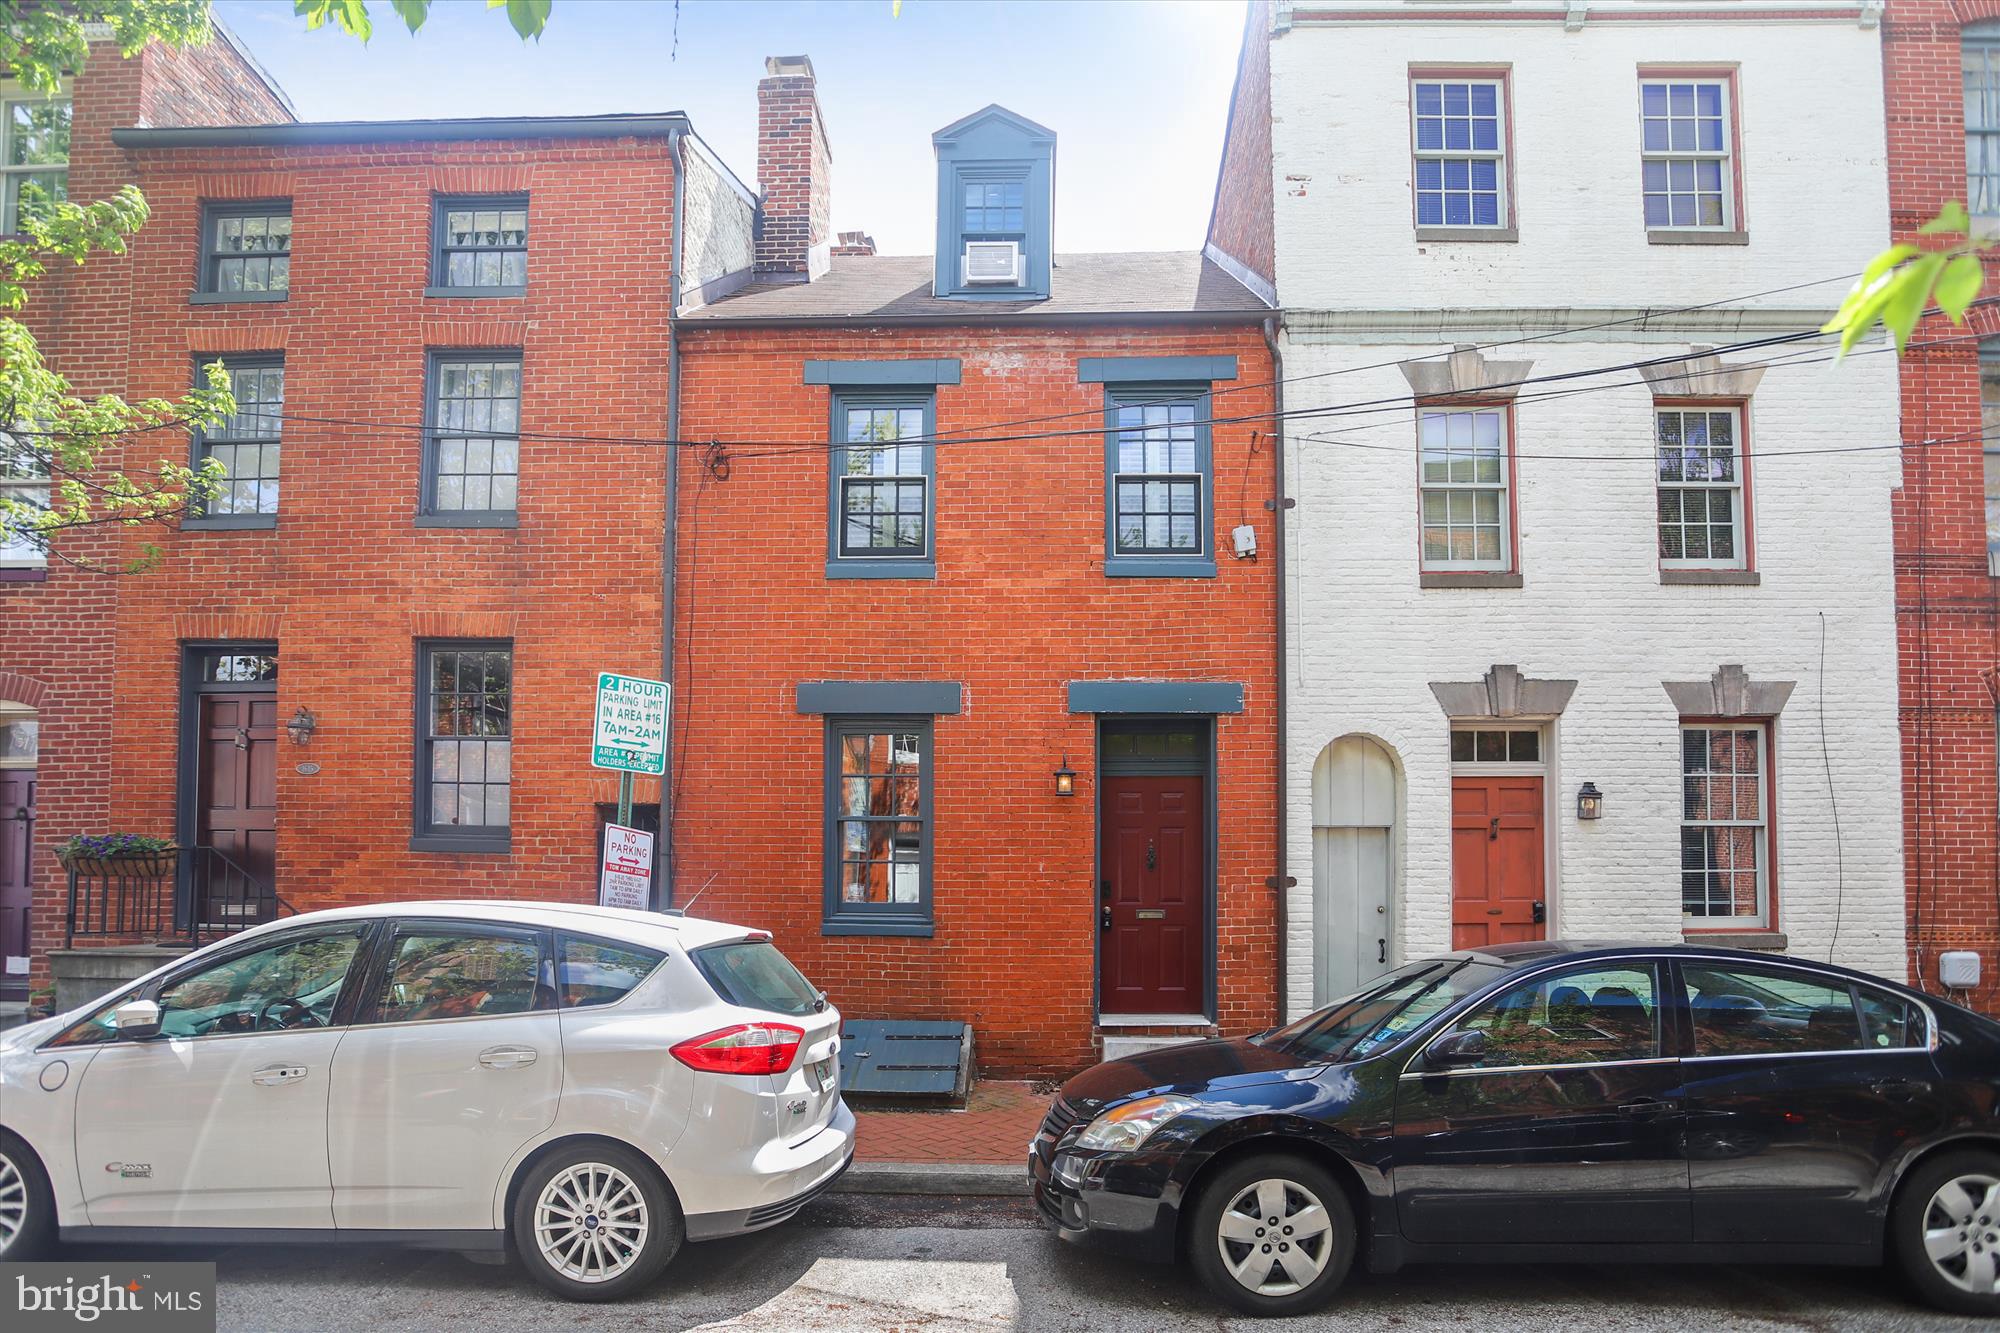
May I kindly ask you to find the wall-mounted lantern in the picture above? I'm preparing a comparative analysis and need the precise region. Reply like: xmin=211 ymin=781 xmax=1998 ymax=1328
xmin=1053 ymin=755 xmax=1077 ymax=797
xmin=1576 ymin=781 xmax=1604 ymax=821
xmin=286 ymin=706 xmax=318 ymax=747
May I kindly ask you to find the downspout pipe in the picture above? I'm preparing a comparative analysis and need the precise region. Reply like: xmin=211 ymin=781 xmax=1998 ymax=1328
xmin=1263 ymin=314 xmax=1292 ymax=1020
xmin=661 ymin=127 xmax=685 ymax=909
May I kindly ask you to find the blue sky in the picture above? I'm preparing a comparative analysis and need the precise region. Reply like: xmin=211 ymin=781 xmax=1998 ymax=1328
xmin=210 ymin=0 xmax=1248 ymax=256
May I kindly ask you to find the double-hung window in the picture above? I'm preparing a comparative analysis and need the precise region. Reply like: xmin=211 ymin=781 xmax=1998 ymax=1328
xmin=830 ymin=393 xmax=934 ymax=577
xmin=1967 ymin=26 xmax=2000 ymax=216
xmin=0 ymin=427 xmax=48 ymax=574
xmin=1418 ymin=407 xmax=1511 ymax=571
xmin=414 ymin=641 xmax=512 ymax=852
xmin=431 ymin=195 xmax=528 ymax=295
xmin=1412 ymin=76 xmax=1507 ymax=231
xmin=823 ymin=719 xmax=933 ymax=935
xmin=1106 ymin=387 xmax=1214 ymax=576
xmin=198 ymin=202 xmax=291 ymax=300
xmin=191 ymin=357 xmax=283 ymax=525
xmin=1655 ymin=406 xmax=1745 ymax=570
xmin=1982 ymin=343 xmax=2000 ymax=573
xmin=1680 ymin=723 xmax=1770 ymax=928
xmin=422 ymin=353 xmax=521 ymax=525
xmin=1 ymin=82 xmax=69 ymax=234
xmin=1639 ymin=76 xmax=1735 ymax=231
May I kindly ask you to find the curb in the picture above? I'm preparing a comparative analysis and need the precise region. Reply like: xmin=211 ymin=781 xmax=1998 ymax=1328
xmin=830 ymin=1161 xmax=1030 ymax=1197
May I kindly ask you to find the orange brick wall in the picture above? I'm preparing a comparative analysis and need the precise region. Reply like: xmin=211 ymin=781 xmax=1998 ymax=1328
xmin=1206 ymin=0 xmax=1276 ymax=292
xmin=673 ymin=322 xmax=1281 ymax=1076
xmin=1882 ymin=2 xmax=2000 ymax=1014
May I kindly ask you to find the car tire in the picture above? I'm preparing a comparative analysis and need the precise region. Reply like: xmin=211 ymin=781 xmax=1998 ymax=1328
xmin=1891 ymin=1149 xmax=2000 ymax=1317
xmin=1187 ymin=1152 xmax=1356 ymax=1317
xmin=0 ymin=1132 xmax=57 ymax=1262
xmin=510 ymin=1142 xmax=683 ymax=1302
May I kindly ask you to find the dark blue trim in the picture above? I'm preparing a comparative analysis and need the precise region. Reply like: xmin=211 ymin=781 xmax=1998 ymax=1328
xmin=430 ymin=193 xmax=528 ymax=293
xmin=825 ymin=559 xmax=935 ymax=580
xmin=190 ymin=290 xmax=287 ymax=305
xmin=797 ymin=682 xmax=962 ymax=715
xmin=827 ymin=388 xmax=936 ymax=577
xmin=805 ymin=359 xmax=961 ymax=386
xmin=1067 ymin=681 xmax=1244 ymax=715
xmin=822 ymin=715 xmax=935 ymax=935
xmin=424 ymin=286 xmax=525 ymax=300
xmin=1104 ymin=558 xmax=1217 ymax=579
xmin=932 ymin=108 xmax=1054 ymax=300
xmin=1078 ymin=355 xmax=1239 ymax=384
xmin=182 ymin=514 xmax=278 ymax=532
xmin=1102 ymin=383 xmax=1215 ymax=578
xmin=415 ymin=513 xmax=519 ymax=529
xmin=421 ymin=348 xmax=523 ymax=524
xmin=821 ymin=919 xmax=937 ymax=938
xmin=412 ymin=638 xmax=514 ymax=853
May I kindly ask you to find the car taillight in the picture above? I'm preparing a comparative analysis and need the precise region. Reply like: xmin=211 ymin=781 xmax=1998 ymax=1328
xmin=670 ymin=1022 xmax=805 ymax=1076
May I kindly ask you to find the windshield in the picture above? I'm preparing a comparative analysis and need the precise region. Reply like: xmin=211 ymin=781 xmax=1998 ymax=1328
xmin=1254 ymin=958 xmax=1506 ymax=1062
xmin=692 ymin=939 xmax=822 ymax=1017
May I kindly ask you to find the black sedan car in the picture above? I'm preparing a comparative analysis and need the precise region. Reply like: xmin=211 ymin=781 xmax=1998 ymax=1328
xmin=1030 ymin=942 xmax=2000 ymax=1318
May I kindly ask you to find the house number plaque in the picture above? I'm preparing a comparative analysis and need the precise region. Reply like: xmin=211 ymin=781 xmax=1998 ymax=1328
xmin=295 ymin=761 xmax=321 ymax=776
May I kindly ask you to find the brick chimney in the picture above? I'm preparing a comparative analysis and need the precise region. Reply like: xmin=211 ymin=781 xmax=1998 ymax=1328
xmin=755 ymin=55 xmax=832 ymax=281
xmin=831 ymin=230 xmax=876 ymax=256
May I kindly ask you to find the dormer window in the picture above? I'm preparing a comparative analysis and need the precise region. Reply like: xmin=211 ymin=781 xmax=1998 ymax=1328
xmin=932 ymin=104 xmax=1055 ymax=301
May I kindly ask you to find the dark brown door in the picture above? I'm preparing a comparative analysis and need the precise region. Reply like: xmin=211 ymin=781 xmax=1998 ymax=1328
xmin=1100 ymin=775 xmax=1205 ymax=1014
xmin=197 ymin=692 xmax=277 ymax=919
xmin=1450 ymin=776 xmax=1545 ymax=949
xmin=0 ymin=768 xmax=32 ymax=1001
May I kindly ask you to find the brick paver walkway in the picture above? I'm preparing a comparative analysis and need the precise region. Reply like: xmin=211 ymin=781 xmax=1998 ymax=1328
xmin=851 ymin=1080 xmax=1053 ymax=1165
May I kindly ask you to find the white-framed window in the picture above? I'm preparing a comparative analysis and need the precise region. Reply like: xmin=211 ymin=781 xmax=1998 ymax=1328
xmin=1412 ymin=76 xmax=1507 ymax=229
xmin=1966 ymin=25 xmax=2000 ymax=215
xmin=1639 ymin=76 xmax=1733 ymax=230
xmin=1419 ymin=407 xmax=1511 ymax=571
xmin=1680 ymin=723 xmax=1770 ymax=928
xmin=1 ymin=79 xmax=70 ymax=234
xmin=0 ymin=427 xmax=48 ymax=571
xmin=1656 ymin=406 xmax=1746 ymax=570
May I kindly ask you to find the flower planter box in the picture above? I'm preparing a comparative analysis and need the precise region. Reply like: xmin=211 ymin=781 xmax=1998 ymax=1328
xmin=56 ymin=849 xmax=178 ymax=880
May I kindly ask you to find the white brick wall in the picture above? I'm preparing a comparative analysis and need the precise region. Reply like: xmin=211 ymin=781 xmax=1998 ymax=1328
xmin=1265 ymin=7 xmax=1905 ymax=1016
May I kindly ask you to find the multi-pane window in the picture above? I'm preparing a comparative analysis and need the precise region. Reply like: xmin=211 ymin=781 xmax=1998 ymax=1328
xmin=836 ymin=399 xmax=931 ymax=559
xmin=1450 ymin=727 xmax=1540 ymax=764
xmin=1418 ymin=408 xmax=1510 ymax=570
xmin=1982 ymin=346 xmax=2000 ymax=573
xmin=195 ymin=359 xmax=283 ymax=521
xmin=963 ymin=179 xmax=1025 ymax=235
xmin=433 ymin=196 xmax=528 ymax=291
xmin=1967 ymin=27 xmax=2000 ymax=215
xmin=1 ymin=84 xmax=69 ymax=234
xmin=1640 ymin=78 xmax=1733 ymax=229
xmin=824 ymin=719 xmax=932 ymax=932
xmin=201 ymin=204 xmax=291 ymax=295
xmin=1110 ymin=392 xmax=1208 ymax=558
xmin=1412 ymin=78 xmax=1506 ymax=228
xmin=1656 ymin=407 xmax=1744 ymax=568
xmin=0 ymin=427 xmax=48 ymax=570
xmin=425 ymin=354 xmax=521 ymax=518
xmin=418 ymin=643 xmax=512 ymax=845
xmin=1681 ymin=724 xmax=1769 ymax=926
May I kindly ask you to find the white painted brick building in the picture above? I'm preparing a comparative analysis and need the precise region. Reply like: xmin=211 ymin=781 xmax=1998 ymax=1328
xmin=1208 ymin=0 xmax=1905 ymax=1017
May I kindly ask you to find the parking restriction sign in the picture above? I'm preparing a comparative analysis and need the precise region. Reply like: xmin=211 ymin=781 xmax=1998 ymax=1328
xmin=593 ymin=672 xmax=669 ymax=775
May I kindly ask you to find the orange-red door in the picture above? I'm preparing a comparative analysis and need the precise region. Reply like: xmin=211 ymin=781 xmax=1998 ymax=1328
xmin=1450 ymin=776 xmax=1545 ymax=949
xmin=1100 ymin=776 xmax=1205 ymax=1014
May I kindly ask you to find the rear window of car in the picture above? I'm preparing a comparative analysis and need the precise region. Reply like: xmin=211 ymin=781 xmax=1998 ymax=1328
xmin=560 ymin=936 xmax=666 ymax=1009
xmin=693 ymin=940 xmax=821 ymax=1017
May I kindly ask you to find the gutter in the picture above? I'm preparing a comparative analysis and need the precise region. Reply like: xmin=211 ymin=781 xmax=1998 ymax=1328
xmin=1263 ymin=314 xmax=1292 ymax=1020
xmin=674 ymin=308 xmax=1274 ymax=331
xmin=112 ymin=112 xmax=691 ymax=149
xmin=662 ymin=127 xmax=686 ymax=910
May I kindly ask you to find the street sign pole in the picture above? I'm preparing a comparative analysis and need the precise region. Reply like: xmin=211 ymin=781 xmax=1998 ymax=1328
xmin=593 ymin=671 xmax=669 ymax=908
xmin=617 ymin=770 xmax=633 ymax=829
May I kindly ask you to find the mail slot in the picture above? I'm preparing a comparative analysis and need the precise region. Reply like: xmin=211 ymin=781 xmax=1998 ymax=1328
xmin=1136 ymin=908 xmax=1166 ymax=920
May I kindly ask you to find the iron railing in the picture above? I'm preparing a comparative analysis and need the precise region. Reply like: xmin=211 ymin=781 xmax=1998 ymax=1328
xmin=63 ymin=845 xmax=292 ymax=948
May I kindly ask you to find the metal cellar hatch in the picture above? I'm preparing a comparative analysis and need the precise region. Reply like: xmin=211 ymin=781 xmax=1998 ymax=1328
xmin=836 ymin=1019 xmax=973 ymax=1104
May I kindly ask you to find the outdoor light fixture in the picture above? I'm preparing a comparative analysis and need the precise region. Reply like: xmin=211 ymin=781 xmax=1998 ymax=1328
xmin=1576 ymin=782 xmax=1604 ymax=821
xmin=1054 ymin=755 xmax=1077 ymax=797
xmin=286 ymin=706 xmax=318 ymax=747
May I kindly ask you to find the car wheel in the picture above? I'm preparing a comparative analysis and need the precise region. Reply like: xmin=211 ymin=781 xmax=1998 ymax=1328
xmin=1891 ymin=1149 xmax=2000 ymax=1317
xmin=0 ymin=1133 xmax=56 ymax=1262
xmin=511 ymin=1143 xmax=682 ymax=1302
xmin=1187 ymin=1152 xmax=1356 ymax=1317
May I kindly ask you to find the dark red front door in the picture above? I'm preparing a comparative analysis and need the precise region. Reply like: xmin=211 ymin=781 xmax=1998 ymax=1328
xmin=1100 ymin=775 xmax=1205 ymax=1015
xmin=197 ymin=692 xmax=277 ymax=919
xmin=1450 ymin=776 xmax=1545 ymax=949
xmin=0 ymin=767 xmax=33 ymax=1001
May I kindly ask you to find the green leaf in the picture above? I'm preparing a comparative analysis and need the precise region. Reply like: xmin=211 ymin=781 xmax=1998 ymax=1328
xmin=1881 ymin=251 xmax=1948 ymax=354
xmin=390 ymin=0 xmax=433 ymax=33
xmin=1918 ymin=201 xmax=1972 ymax=235
xmin=504 ymin=0 xmax=554 ymax=39
xmin=1936 ymin=253 xmax=1984 ymax=322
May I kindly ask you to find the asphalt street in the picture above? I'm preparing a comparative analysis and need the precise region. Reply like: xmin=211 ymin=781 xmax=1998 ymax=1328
xmin=70 ymin=1194 xmax=1993 ymax=1332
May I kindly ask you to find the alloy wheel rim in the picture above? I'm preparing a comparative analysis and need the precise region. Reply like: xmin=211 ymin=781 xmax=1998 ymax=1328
xmin=1216 ymin=1177 xmax=1334 ymax=1297
xmin=0 ymin=1151 xmax=25 ymax=1255
xmin=1922 ymin=1172 xmax=2000 ymax=1295
xmin=533 ymin=1162 xmax=649 ymax=1284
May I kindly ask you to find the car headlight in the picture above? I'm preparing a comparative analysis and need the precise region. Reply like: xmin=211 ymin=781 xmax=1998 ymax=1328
xmin=1073 ymin=1094 xmax=1199 ymax=1152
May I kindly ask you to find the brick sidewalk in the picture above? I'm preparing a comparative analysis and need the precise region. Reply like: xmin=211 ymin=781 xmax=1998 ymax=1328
xmin=851 ymin=1080 xmax=1053 ymax=1165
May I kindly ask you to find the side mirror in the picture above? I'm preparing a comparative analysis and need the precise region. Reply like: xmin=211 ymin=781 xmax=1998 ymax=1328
xmin=1426 ymin=1029 xmax=1487 ymax=1070
xmin=112 ymin=999 xmax=162 ymax=1041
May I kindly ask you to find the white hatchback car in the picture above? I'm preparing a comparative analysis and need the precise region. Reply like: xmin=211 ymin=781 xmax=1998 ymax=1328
xmin=0 ymin=900 xmax=852 ymax=1300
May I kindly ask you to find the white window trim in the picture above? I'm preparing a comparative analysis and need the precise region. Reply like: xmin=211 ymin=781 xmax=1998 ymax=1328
xmin=1410 ymin=75 xmax=1509 ymax=231
xmin=1419 ymin=407 xmax=1513 ymax=573
xmin=0 ymin=78 xmax=71 ymax=235
xmin=1639 ymin=76 xmax=1735 ymax=232
xmin=1680 ymin=722 xmax=1771 ymax=930
xmin=1657 ymin=405 xmax=1748 ymax=572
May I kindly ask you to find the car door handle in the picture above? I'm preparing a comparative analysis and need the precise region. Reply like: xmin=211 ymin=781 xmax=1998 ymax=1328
xmin=250 ymin=1064 xmax=307 ymax=1086
xmin=1617 ymin=1098 xmax=1677 ymax=1120
xmin=1871 ymin=1077 xmax=1927 ymax=1101
xmin=478 ymin=1045 xmax=537 ymax=1070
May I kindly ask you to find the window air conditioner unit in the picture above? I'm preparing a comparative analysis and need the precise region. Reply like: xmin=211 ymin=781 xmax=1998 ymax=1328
xmin=962 ymin=240 xmax=1022 ymax=286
